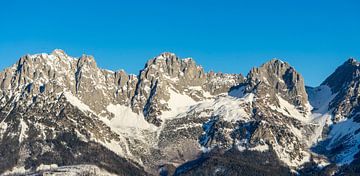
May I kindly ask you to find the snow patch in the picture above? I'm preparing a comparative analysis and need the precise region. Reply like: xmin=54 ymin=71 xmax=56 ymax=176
xmin=307 ymin=85 xmax=337 ymax=145
xmin=307 ymin=85 xmax=335 ymax=112
xmin=36 ymin=164 xmax=58 ymax=171
xmin=37 ymin=164 xmax=117 ymax=176
xmin=161 ymin=89 xmax=198 ymax=119
xmin=3 ymin=166 xmax=28 ymax=175
xmin=63 ymin=92 xmax=92 ymax=112
xmin=270 ymin=95 xmax=308 ymax=122
xmin=326 ymin=118 xmax=360 ymax=164
xmin=228 ymin=86 xmax=246 ymax=98
xmin=106 ymin=104 xmax=153 ymax=129
xmin=192 ymin=94 xmax=254 ymax=122
xmin=19 ymin=119 xmax=28 ymax=143
xmin=249 ymin=144 xmax=270 ymax=152
xmin=0 ymin=122 xmax=7 ymax=140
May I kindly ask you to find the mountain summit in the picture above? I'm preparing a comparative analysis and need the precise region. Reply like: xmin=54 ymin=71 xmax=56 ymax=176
xmin=244 ymin=59 xmax=309 ymax=112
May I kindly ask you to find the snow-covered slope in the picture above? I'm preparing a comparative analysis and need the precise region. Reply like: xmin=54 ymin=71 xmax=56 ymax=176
xmin=307 ymin=59 xmax=360 ymax=169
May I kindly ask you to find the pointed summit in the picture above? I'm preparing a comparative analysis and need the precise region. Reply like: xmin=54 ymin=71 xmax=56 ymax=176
xmin=77 ymin=54 xmax=97 ymax=68
xmin=248 ymin=58 xmax=290 ymax=77
xmin=154 ymin=52 xmax=177 ymax=60
xmin=320 ymin=58 xmax=360 ymax=122
xmin=146 ymin=52 xmax=196 ymax=68
xmin=244 ymin=59 xmax=308 ymax=111
xmin=248 ymin=59 xmax=304 ymax=89
xmin=142 ymin=53 xmax=204 ymax=81
xmin=51 ymin=49 xmax=68 ymax=57
xmin=322 ymin=58 xmax=360 ymax=93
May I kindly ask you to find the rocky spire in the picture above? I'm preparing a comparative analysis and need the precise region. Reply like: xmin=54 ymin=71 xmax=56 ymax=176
xmin=51 ymin=49 xmax=68 ymax=58
xmin=243 ymin=59 xmax=309 ymax=112
xmin=322 ymin=58 xmax=360 ymax=93
xmin=132 ymin=52 xmax=211 ymax=126
xmin=320 ymin=58 xmax=360 ymax=122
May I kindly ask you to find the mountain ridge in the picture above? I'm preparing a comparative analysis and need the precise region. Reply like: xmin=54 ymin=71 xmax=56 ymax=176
xmin=1 ymin=50 xmax=360 ymax=175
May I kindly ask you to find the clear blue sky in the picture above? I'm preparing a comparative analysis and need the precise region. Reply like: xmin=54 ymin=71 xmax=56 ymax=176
xmin=0 ymin=0 xmax=359 ymax=86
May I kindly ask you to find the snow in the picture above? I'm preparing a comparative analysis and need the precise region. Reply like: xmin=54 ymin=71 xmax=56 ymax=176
xmin=187 ymin=86 xmax=203 ymax=91
xmin=199 ymin=118 xmax=217 ymax=146
xmin=19 ymin=119 xmax=28 ymax=143
xmin=2 ymin=166 xmax=28 ymax=175
xmin=155 ymin=52 xmax=176 ymax=61
xmin=228 ymin=86 xmax=246 ymax=98
xmin=36 ymin=164 xmax=58 ymax=171
xmin=249 ymin=144 xmax=270 ymax=152
xmin=306 ymin=85 xmax=337 ymax=145
xmin=313 ymin=156 xmax=331 ymax=168
xmin=11 ymin=164 xmax=118 ymax=176
xmin=270 ymin=95 xmax=308 ymax=122
xmin=63 ymin=92 xmax=92 ymax=112
xmin=235 ymin=139 xmax=269 ymax=152
xmin=97 ymin=139 xmax=126 ymax=156
xmin=307 ymin=85 xmax=335 ymax=112
xmin=289 ymin=124 xmax=303 ymax=138
xmin=192 ymin=93 xmax=254 ymax=122
xmin=183 ymin=58 xmax=193 ymax=62
xmin=200 ymin=146 xmax=214 ymax=153
xmin=237 ymin=145 xmax=247 ymax=151
xmin=305 ymin=85 xmax=360 ymax=165
xmin=96 ymin=104 xmax=156 ymax=157
xmin=105 ymin=104 xmax=153 ymax=129
xmin=187 ymin=86 xmax=213 ymax=98
xmin=308 ymin=112 xmax=332 ymax=145
xmin=163 ymin=75 xmax=179 ymax=82
xmin=160 ymin=89 xmax=198 ymax=119
xmin=0 ymin=121 xmax=7 ymax=140
xmin=326 ymin=118 xmax=360 ymax=164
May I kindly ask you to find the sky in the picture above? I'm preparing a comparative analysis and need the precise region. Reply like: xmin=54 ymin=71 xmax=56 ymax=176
xmin=0 ymin=0 xmax=359 ymax=87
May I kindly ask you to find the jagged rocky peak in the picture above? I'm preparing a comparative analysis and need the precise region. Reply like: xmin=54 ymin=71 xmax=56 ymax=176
xmin=0 ymin=50 xmax=245 ymax=127
xmin=322 ymin=58 xmax=360 ymax=93
xmin=0 ymin=50 xmax=77 ymax=95
xmin=77 ymin=54 xmax=97 ymax=68
xmin=13 ymin=49 xmax=75 ymax=76
xmin=22 ymin=49 xmax=75 ymax=64
xmin=142 ymin=52 xmax=244 ymax=92
xmin=320 ymin=58 xmax=360 ymax=122
xmin=51 ymin=49 xmax=69 ymax=58
xmin=143 ymin=52 xmax=205 ymax=82
xmin=131 ymin=53 xmax=207 ymax=126
xmin=245 ymin=59 xmax=309 ymax=111
xmin=131 ymin=52 xmax=245 ymax=126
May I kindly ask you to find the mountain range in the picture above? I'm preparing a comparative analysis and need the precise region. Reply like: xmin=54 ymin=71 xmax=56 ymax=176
xmin=1 ymin=50 xmax=360 ymax=175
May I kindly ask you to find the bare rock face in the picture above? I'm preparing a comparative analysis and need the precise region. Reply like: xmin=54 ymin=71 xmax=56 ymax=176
xmin=131 ymin=52 xmax=244 ymax=126
xmin=218 ymin=59 xmax=315 ymax=168
xmin=241 ymin=59 xmax=309 ymax=113
xmin=322 ymin=58 xmax=360 ymax=122
xmin=323 ymin=58 xmax=359 ymax=93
